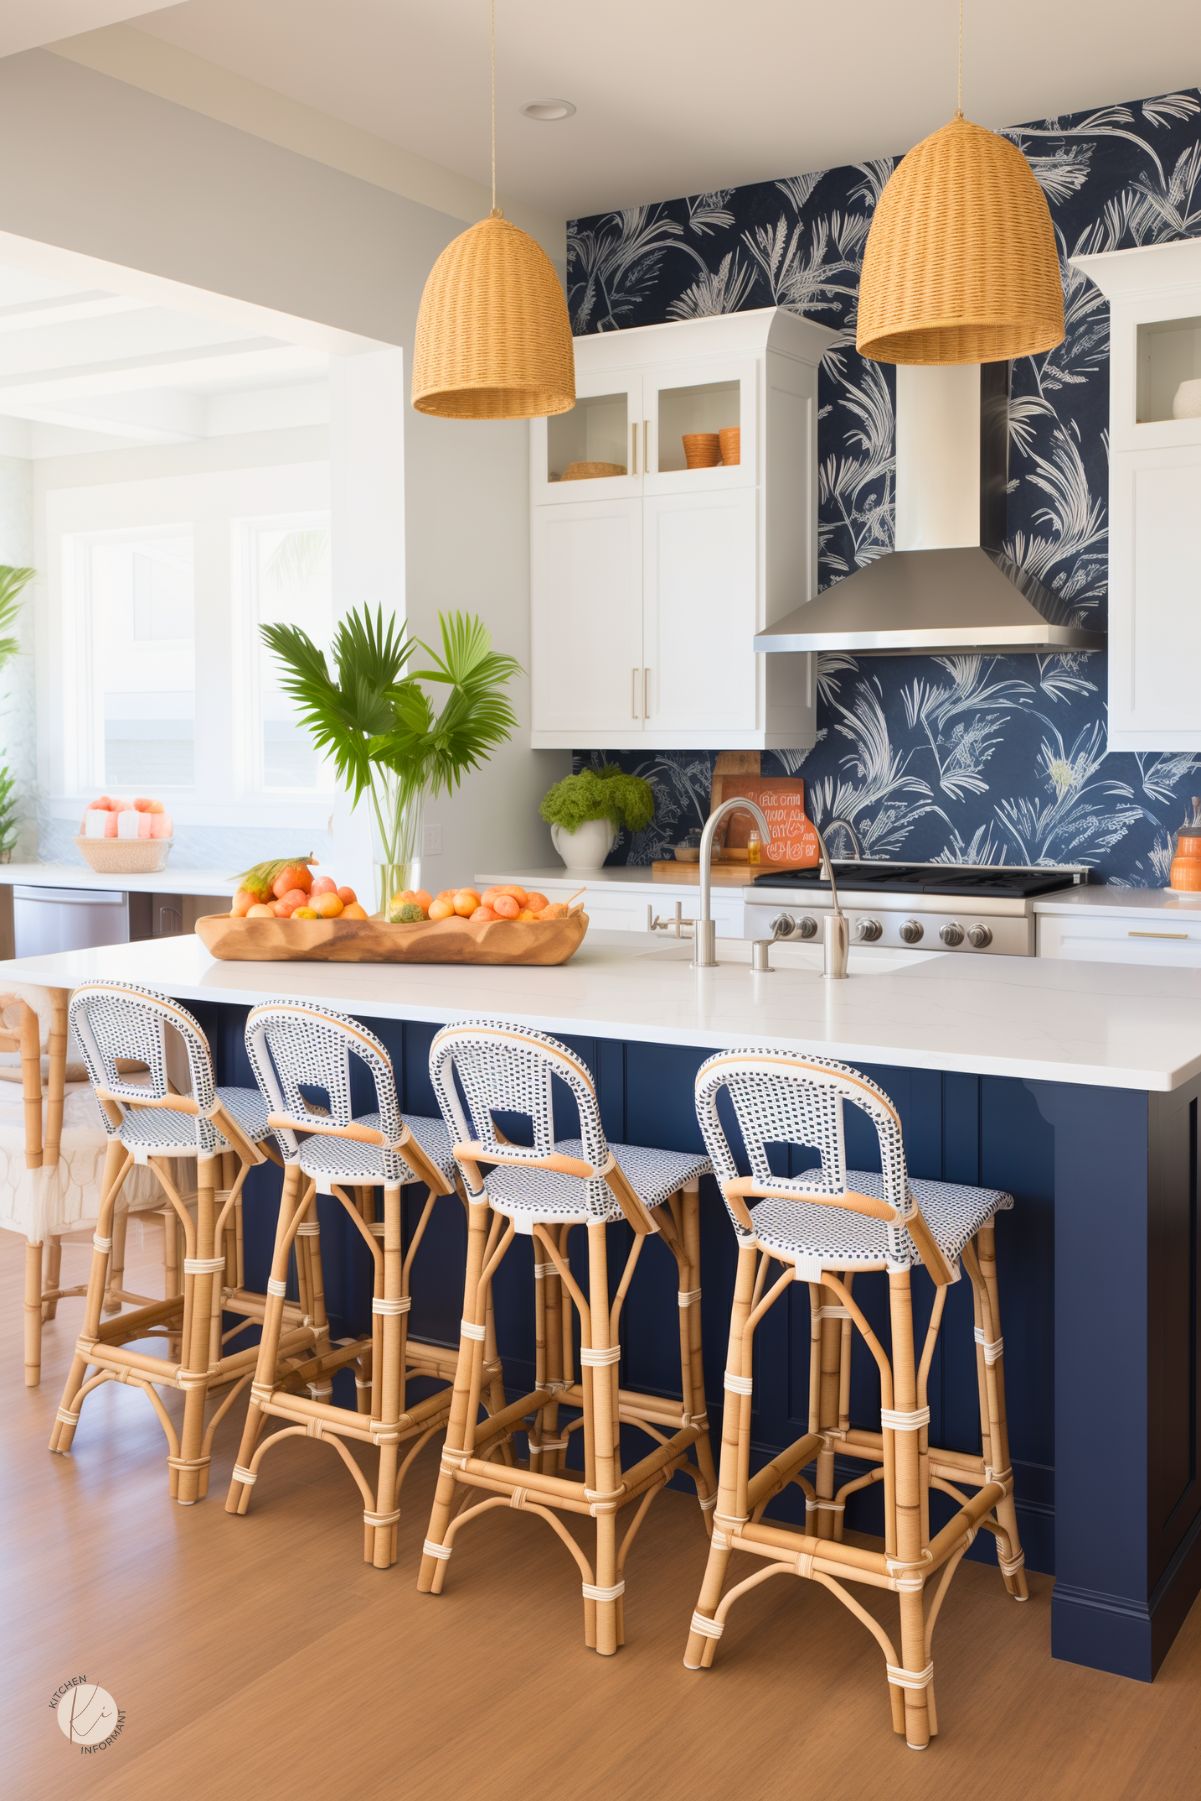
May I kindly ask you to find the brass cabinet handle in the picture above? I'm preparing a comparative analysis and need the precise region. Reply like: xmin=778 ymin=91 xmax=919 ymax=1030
xmin=630 ymin=420 xmax=638 ymax=476
xmin=643 ymin=667 xmax=651 ymax=718
xmin=643 ymin=418 xmax=650 ymax=473
xmin=1126 ymin=929 xmax=1190 ymax=940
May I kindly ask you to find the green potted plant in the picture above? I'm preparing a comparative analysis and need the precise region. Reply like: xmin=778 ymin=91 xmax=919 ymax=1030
xmin=0 ymin=565 xmax=33 ymax=862
xmin=539 ymin=765 xmax=654 ymax=871
xmin=263 ymin=605 xmax=520 ymax=913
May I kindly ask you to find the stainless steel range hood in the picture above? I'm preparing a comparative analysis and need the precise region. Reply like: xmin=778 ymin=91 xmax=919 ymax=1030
xmin=756 ymin=362 xmax=1104 ymax=656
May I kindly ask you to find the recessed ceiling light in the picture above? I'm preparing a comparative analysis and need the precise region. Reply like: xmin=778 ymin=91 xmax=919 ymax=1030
xmin=521 ymin=99 xmax=576 ymax=122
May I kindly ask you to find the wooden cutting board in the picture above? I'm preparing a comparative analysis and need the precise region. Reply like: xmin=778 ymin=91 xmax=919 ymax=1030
xmin=650 ymin=863 xmax=754 ymax=885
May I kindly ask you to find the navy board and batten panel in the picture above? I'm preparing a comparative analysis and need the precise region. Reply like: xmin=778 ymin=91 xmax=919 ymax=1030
xmin=566 ymin=87 xmax=1201 ymax=885
xmin=199 ymin=1002 xmax=1201 ymax=1681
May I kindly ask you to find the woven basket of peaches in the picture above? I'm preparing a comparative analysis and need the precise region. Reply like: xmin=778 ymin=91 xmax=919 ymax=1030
xmin=195 ymin=859 xmax=588 ymax=966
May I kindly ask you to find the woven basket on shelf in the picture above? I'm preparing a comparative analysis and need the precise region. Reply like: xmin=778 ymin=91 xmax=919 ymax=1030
xmin=682 ymin=432 xmax=720 ymax=468
xmin=411 ymin=212 xmax=576 ymax=420
xmin=560 ymin=460 xmax=626 ymax=480
xmin=719 ymin=426 xmax=741 ymax=465
xmin=856 ymin=114 xmax=1064 ymax=365
xmin=75 ymin=835 xmax=172 ymax=875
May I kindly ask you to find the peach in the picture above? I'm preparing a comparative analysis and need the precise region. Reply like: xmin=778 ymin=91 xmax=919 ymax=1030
xmin=516 ymin=909 xmax=540 ymax=922
xmin=273 ymin=863 xmax=313 ymax=899
xmin=271 ymin=898 xmax=295 ymax=917
xmin=341 ymin=902 xmax=368 ymax=920
xmin=453 ymin=889 xmax=480 ymax=917
xmin=231 ymin=887 xmax=257 ymax=917
xmin=310 ymin=875 xmax=336 ymax=897
xmin=524 ymin=893 xmax=549 ymax=913
xmin=428 ymin=896 xmax=455 ymax=921
xmin=246 ymin=903 xmax=274 ymax=918
xmin=312 ymin=892 xmax=344 ymax=918
xmin=470 ymin=904 xmax=498 ymax=923
xmin=494 ymin=885 xmax=527 ymax=906
xmin=336 ymin=885 xmax=357 ymax=906
xmin=492 ymin=893 xmax=519 ymax=919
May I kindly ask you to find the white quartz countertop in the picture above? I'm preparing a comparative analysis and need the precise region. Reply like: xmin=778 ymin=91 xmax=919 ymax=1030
xmin=0 ymin=862 xmax=234 ymax=896
xmin=476 ymin=867 xmax=711 ymax=893
xmin=1032 ymin=885 xmax=1201 ymax=917
xmin=3 ymin=928 xmax=1201 ymax=1092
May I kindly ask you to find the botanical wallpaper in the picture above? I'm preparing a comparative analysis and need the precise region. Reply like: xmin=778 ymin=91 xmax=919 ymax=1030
xmin=567 ymin=89 xmax=1201 ymax=882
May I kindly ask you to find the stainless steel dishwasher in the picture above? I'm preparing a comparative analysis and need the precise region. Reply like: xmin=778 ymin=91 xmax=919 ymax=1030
xmin=11 ymin=884 xmax=131 ymax=957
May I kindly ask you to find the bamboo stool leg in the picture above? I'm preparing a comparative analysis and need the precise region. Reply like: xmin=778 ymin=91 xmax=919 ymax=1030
xmin=887 ymin=1270 xmax=933 ymax=1750
xmin=363 ymin=1182 xmax=404 ymax=1568
xmin=584 ymin=1221 xmax=622 ymax=1656
xmin=418 ymin=1192 xmax=492 ymax=1594
xmin=226 ymin=1162 xmax=305 ymax=1516
xmin=23 ymin=1240 xmax=43 ymax=1387
xmin=173 ymin=1153 xmax=220 ymax=1505
xmin=811 ymin=1280 xmax=845 ymax=1541
xmin=483 ymin=1286 xmax=512 ymax=1464
xmin=43 ymin=1236 xmax=63 ymax=1322
xmin=678 ymin=1181 xmax=717 ymax=1515
xmin=102 ymin=1202 xmax=128 ymax=1315
xmin=971 ymin=1224 xmax=1028 ymax=1600
xmin=684 ymin=1243 xmax=759 ymax=1669
xmin=49 ymin=1140 xmax=126 ymax=1452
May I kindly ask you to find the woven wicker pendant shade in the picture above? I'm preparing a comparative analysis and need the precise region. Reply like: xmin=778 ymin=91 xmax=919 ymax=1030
xmin=412 ymin=210 xmax=575 ymax=419
xmin=856 ymin=113 xmax=1064 ymax=365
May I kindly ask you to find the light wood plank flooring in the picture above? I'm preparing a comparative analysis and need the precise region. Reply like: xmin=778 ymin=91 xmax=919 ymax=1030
xmin=3 ymin=1221 xmax=1199 ymax=1800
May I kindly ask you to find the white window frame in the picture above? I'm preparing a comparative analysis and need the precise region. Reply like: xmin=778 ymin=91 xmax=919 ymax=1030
xmin=40 ymin=461 xmax=335 ymax=830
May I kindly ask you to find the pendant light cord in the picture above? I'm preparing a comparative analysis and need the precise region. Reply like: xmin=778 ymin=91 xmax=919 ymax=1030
xmin=489 ymin=0 xmax=496 ymax=217
xmin=956 ymin=0 xmax=964 ymax=117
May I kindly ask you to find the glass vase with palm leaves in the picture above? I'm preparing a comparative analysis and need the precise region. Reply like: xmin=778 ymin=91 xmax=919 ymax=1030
xmin=262 ymin=606 xmax=520 ymax=917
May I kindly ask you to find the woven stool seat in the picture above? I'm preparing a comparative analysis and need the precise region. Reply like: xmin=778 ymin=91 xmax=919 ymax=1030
xmin=749 ymin=1170 xmax=1012 ymax=1275
xmin=296 ymin=1110 xmax=456 ymax=1191
xmin=116 ymin=1084 xmax=270 ymax=1160
xmin=484 ymin=1138 xmax=710 ymax=1227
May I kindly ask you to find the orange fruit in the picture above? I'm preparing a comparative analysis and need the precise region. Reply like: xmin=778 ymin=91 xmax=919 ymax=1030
xmin=337 ymin=885 xmax=357 ymax=906
xmin=310 ymin=875 xmax=336 ymax=897
xmin=272 ymin=898 xmax=295 ymax=917
xmin=312 ymin=892 xmax=344 ymax=918
xmin=272 ymin=862 xmax=312 ymax=899
xmin=470 ymin=904 xmax=498 ymax=923
xmin=494 ymin=884 xmax=527 ymax=906
xmin=453 ymin=888 xmax=480 ymax=917
xmin=525 ymin=892 xmax=549 ymax=913
xmin=292 ymin=906 xmax=317 ymax=919
xmin=428 ymin=896 xmax=455 ymax=921
xmin=231 ymin=887 xmax=257 ymax=917
xmin=246 ymin=902 xmax=274 ymax=918
xmin=516 ymin=909 xmax=540 ymax=922
xmin=492 ymin=893 xmax=519 ymax=919
xmin=341 ymin=902 xmax=368 ymax=920
xmin=277 ymin=886 xmax=309 ymax=912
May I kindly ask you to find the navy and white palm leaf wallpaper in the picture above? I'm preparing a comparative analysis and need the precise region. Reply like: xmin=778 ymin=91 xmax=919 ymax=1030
xmin=566 ymin=89 xmax=1201 ymax=882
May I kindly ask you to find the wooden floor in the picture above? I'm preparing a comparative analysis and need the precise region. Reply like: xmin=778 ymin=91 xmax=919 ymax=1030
xmin=4 ymin=1224 xmax=1201 ymax=1801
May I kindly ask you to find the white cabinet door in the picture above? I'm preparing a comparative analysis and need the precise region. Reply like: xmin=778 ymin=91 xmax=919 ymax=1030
xmin=1039 ymin=913 xmax=1201 ymax=965
xmin=530 ymin=499 xmax=644 ymax=745
xmin=530 ymin=368 xmax=642 ymax=505
xmin=643 ymin=355 xmax=758 ymax=495
xmin=1109 ymin=447 xmax=1201 ymax=749
xmin=642 ymin=487 xmax=759 ymax=741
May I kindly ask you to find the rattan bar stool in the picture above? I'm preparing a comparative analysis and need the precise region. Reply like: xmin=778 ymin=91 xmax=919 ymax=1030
xmin=48 ymin=982 xmax=320 ymax=1504
xmin=418 ymin=1018 xmax=717 ymax=1656
xmin=684 ymin=1050 xmax=1026 ymax=1751
xmin=225 ymin=1002 xmax=474 ymax=1568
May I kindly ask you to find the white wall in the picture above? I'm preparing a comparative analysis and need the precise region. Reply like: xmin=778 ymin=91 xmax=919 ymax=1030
xmin=0 ymin=50 xmax=567 ymax=888
xmin=0 ymin=456 xmax=35 ymax=859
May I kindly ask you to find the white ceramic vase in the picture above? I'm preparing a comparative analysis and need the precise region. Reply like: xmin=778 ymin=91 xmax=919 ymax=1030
xmin=1172 ymin=378 xmax=1201 ymax=419
xmin=550 ymin=818 xmax=616 ymax=872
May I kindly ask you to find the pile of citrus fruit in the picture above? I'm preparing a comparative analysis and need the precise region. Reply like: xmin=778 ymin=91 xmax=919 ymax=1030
xmin=388 ymin=882 xmax=568 ymax=925
xmin=230 ymin=858 xmax=367 ymax=920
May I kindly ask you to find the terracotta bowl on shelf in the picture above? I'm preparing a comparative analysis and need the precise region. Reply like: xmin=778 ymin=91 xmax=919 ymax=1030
xmin=682 ymin=432 xmax=720 ymax=468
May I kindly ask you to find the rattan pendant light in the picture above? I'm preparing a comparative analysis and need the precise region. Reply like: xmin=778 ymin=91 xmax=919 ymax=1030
xmin=856 ymin=4 xmax=1064 ymax=365
xmin=411 ymin=1 xmax=575 ymax=418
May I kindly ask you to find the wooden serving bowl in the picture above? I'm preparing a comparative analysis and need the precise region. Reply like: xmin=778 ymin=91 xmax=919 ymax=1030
xmin=195 ymin=908 xmax=590 ymax=966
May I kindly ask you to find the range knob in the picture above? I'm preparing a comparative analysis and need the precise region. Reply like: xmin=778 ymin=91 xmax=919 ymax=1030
xmin=899 ymin=919 xmax=924 ymax=944
xmin=967 ymin=922 xmax=993 ymax=949
xmin=939 ymin=922 xmax=965 ymax=947
xmin=769 ymin=912 xmax=796 ymax=938
xmin=854 ymin=917 xmax=882 ymax=943
xmin=797 ymin=915 xmax=818 ymax=940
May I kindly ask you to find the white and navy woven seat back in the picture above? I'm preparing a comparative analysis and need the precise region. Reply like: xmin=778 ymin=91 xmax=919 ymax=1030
xmin=695 ymin=1049 xmax=914 ymax=1263
xmin=430 ymin=1017 xmax=616 ymax=1218
xmin=244 ymin=1001 xmax=408 ymax=1182
xmin=69 ymin=981 xmax=223 ymax=1155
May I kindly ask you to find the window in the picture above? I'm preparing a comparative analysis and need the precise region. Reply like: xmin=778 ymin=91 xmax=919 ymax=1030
xmin=44 ymin=460 xmax=333 ymax=824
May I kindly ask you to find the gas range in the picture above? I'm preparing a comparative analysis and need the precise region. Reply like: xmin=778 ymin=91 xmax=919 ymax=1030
xmin=745 ymin=861 xmax=1090 ymax=957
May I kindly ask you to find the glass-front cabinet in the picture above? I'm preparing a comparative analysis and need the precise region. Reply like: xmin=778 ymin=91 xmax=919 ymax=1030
xmin=1074 ymin=239 xmax=1201 ymax=751
xmin=529 ymin=308 xmax=831 ymax=751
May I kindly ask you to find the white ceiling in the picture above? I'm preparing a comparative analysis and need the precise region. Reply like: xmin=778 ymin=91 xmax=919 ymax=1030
xmin=123 ymin=0 xmax=1201 ymax=218
xmin=0 ymin=256 xmax=328 ymax=457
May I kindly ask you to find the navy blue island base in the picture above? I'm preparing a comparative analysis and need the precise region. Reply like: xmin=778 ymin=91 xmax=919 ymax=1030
xmin=196 ymin=1003 xmax=1201 ymax=1685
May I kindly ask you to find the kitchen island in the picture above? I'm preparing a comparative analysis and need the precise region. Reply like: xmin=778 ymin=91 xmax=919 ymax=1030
xmin=4 ymin=928 xmax=1200 ymax=1682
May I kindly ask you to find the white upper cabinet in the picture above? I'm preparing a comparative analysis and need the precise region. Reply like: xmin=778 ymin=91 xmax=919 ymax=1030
xmin=529 ymin=308 xmax=834 ymax=750
xmin=1074 ymin=239 xmax=1201 ymax=751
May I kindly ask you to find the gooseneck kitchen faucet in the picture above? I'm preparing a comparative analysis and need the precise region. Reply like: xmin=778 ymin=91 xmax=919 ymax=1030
xmin=693 ymin=797 xmax=772 ymax=968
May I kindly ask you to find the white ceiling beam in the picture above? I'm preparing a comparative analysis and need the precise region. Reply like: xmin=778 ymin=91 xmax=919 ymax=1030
xmin=0 ymin=385 xmax=205 ymax=445
xmin=0 ymin=305 xmax=281 ymax=380
xmin=0 ymin=290 xmax=152 ymax=333
xmin=0 ymin=338 xmax=324 ymax=404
